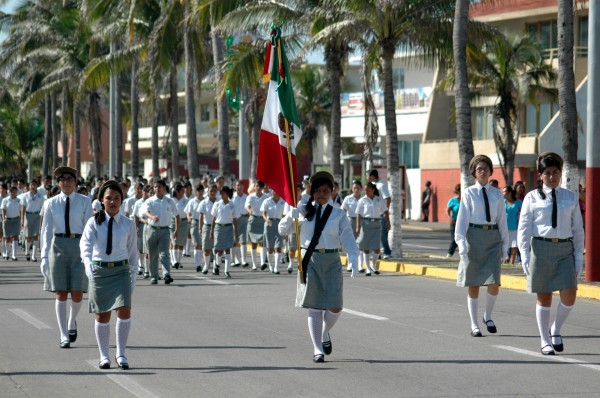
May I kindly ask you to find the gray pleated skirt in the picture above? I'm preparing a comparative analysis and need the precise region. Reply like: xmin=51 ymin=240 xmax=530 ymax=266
xmin=296 ymin=251 xmax=343 ymax=309
xmin=214 ymin=223 xmax=234 ymax=250
xmin=44 ymin=237 xmax=88 ymax=292
xmin=247 ymin=216 xmax=265 ymax=244
xmin=3 ymin=218 xmax=19 ymax=237
xmin=457 ymin=226 xmax=502 ymax=287
xmin=237 ymin=215 xmax=249 ymax=244
xmin=264 ymin=219 xmax=283 ymax=249
xmin=25 ymin=213 xmax=41 ymax=237
xmin=357 ymin=219 xmax=381 ymax=251
xmin=190 ymin=220 xmax=201 ymax=246
xmin=88 ymin=264 xmax=131 ymax=313
xmin=287 ymin=233 xmax=298 ymax=250
xmin=202 ymin=224 xmax=214 ymax=250
xmin=171 ymin=218 xmax=189 ymax=246
xmin=348 ymin=217 xmax=358 ymax=238
xmin=527 ymin=238 xmax=577 ymax=293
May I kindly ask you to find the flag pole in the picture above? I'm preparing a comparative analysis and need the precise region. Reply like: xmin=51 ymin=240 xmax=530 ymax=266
xmin=276 ymin=36 xmax=305 ymax=284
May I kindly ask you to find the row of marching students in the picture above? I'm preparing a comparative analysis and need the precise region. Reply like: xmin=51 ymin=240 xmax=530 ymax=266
xmin=455 ymin=153 xmax=584 ymax=356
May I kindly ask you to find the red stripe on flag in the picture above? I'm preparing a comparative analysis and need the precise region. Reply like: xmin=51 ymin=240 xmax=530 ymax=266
xmin=256 ymin=129 xmax=299 ymax=207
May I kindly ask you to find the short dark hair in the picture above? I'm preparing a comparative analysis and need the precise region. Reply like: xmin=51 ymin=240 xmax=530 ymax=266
xmin=369 ymin=169 xmax=379 ymax=179
xmin=469 ymin=155 xmax=493 ymax=178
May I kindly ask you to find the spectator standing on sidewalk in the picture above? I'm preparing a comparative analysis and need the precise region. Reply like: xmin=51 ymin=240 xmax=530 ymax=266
xmin=502 ymin=186 xmax=522 ymax=264
xmin=446 ymin=184 xmax=461 ymax=258
xmin=421 ymin=181 xmax=432 ymax=222
xmin=367 ymin=169 xmax=391 ymax=259
xmin=517 ymin=152 xmax=584 ymax=356
xmin=455 ymin=155 xmax=509 ymax=338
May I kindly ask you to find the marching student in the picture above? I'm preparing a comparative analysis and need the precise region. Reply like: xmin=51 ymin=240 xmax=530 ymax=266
xmin=455 ymin=155 xmax=509 ymax=338
xmin=0 ymin=183 xmax=6 ymax=258
xmin=40 ymin=166 xmax=93 ymax=348
xmin=245 ymin=180 xmax=268 ymax=270
xmin=232 ymin=181 xmax=249 ymax=268
xmin=132 ymin=185 xmax=152 ymax=277
xmin=341 ymin=180 xmax=363 ymax=271
xmin=182 ymin=181 xmax=193 ymax=257
xmin=261 ymin=191 xmax=286 ymax=274
xmin=198 ymin=184 xmax=218 ymax=274
xmin=517 ymin=152 xmax=584 ymax=355
xmin=355 ymin=182 xmax=389 ymax=276
xmin=170 ymin=184 xmax=189 ymax=270
xmin=20 ymin=180 xmax=45 ymax=261
xmin=145 ymin=179 xmax=177 ymax=285
xmin=210 ymin=186 xmax=239 ymax=278
xmin=279 ymin=171 xmax=359 ymax=363
xmin=2 ymin=186 xmax=22 ymax=261
xmin=282 ymin=202 xmax=298 ymax=274
xmin=80 ymin=180 xmax=139 ymax=370
xmin=185 ymin=184 xmax=205 ymax=272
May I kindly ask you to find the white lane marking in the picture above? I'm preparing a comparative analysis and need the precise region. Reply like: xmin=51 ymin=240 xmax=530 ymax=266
xmin=8 ymin=309 xmax=52 ymax=330
xmin=403 ymin=243 xmax=440 ymax=250
xmin=343 ymin=308 xmax=389 ymax=321
xmin=187 ymin=275 xmax=239 ymax=286
xmin=495 ymin=345 xmax=600 ymax=372
xmin=86 ymin=360 xmax=160 ymax=398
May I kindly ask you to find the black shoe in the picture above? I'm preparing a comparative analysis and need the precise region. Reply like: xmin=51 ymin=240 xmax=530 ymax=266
xmin=225 ymin=271 xmax=231 ymax=278
xmin=312 ymin=354 xmax=325 ymax=363
xmin=470 ymin=328 xmax=483 ymax=337
xmin=183 ymin=254 xmax=191 ymax=257
xmin=541 ymin=344 xmax=555 ymax=355
xmin=260 ymin=263 xmax=268 ymax=271
xmin=232 ymin=263 xmax=241 ymax=267
xmin=196 ymin=266 xmax=202 ymax=272
xmin=99 ymin=358 xmax=111 ymax=369
xmin=374 ymin=270 xmax=380 ymax=275
xmin=143 ymin=272 xmax=150 ymax=279
xmin=483 ymin=317 xmax=497 ymax=334
xmin=11 ymin=256 xmax=17 ymax=261
xmin=287 ymin=267 xmax=293 ymax=274
xmin=550 ymin=332 xmax=564 ymax=352
xmin=68 ymin=323 xmax=77 ymax=342
xmin=274 ymin=271 xmax=280 ymax=275
xmin=164 ymin=275 xmax=174 ymax=284
xmin=242 ymin=263 xmax=250 ymax=268
xmin=116 ymin=356 xmax=129 ymax=370
xmin=173 ymin=262 xmax=179 ymax=269
xmin=322 ymin=334 xmax=332 ymax=355
xmin=358 ymin=269 xmax=365 ymax=273
xmin=60 ymin=340 xmax=70 ymax=348
xmin=213 ymin=268 xmax=220 ymax=276
xmin=137 ymin=270 xmax=142 ymax=275
xmin=150 ymin=278 xmax=157 ymax=284
xmin=202 ymin=269 xmax=208 ymax=275
xmin=26 ymin=255 xmax=30 ymax=261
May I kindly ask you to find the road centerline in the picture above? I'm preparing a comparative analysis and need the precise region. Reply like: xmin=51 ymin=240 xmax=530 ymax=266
xmin=495 ymin=345 xmax=600 ymax=372
xmin=342 ymin=308 xmax=389 ymax=321
xmin=86 ymin=360 xmax=160 ymax=398
xmin=8 ymin=308 xmax=52 ymax=330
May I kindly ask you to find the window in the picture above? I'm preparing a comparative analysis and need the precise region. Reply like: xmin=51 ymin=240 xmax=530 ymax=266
xmin=200 ymin=104 xmax=210 ymax=121
xmin=524 ymin=102 xmax=558 ymax=136
xmin=397 ymin=140 xmax=420 ymax=169
xmin=472 ymin=107 xmax=494 ymax=140
xmin=527 ymin=20 xmax=558 ymax=58
xmin=579 ymin=16 xmax=588 ymax=56
xmin=393 ymin=68 xmax=405 ymax=91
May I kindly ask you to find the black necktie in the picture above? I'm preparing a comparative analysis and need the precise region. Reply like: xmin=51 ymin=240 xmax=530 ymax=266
xmin=551 ymin=189 xmax=557 ymax=229
xmin=65 ymin=196 xmax=71 ymax=236
xmin=106 ymin=217 xmax=113 ymax=255
xmin=482 ymin=187 xmax=491 ymax=222
xmin=315 ymin=205 xmax=322 ymax=225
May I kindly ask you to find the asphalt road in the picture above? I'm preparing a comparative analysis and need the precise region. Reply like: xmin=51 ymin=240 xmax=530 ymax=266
xmin=2 ymin=252 xmax=600 ymax=398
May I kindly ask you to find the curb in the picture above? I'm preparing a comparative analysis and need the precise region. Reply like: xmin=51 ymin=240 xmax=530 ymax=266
xmin=344 ymin=257 xmax=600 ymax=301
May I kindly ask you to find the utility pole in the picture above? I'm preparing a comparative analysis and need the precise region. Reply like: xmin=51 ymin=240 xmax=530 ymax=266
xmin=109 ymin=41 xmax=116 ymax=178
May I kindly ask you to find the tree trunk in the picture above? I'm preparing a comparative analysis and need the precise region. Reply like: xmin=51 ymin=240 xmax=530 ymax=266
xmin=212 ymin=30 xmax=229 ymax=177
xmin=42 ymin=95 xmax=51 ymax=178
xmin=51 ymin=93 xmax=59 ymax=170
xmin=116 ymin=73 xmax=124 ymax=178
xmin=247 ymin=91 xmax=260 ymax=182
xmin=325 ymin=43 xmax=343 ymax=181
xmin=558 ymin=0 xmax=579 ymax=192
xmin=152 ymin=99 xmax=160 ymax=179
xmin=184 ymin=20 xmax=200 ymax=185
xmin=74 ymin=103 xmax=81 ymax=172
xmin=169 ymin=61 xmax=180 ymax=181
xmin=453 ymin=0 xmax=475 ymax=190
xmin=131 ymin=61 xmax=140 ymax=178
xmin=381 ymin=42 xmax=402 ymax=258
xmin=88 ymin=93 xmax=102 ymax=179
xmin=61 ymin=87 xmax=68 ymax=166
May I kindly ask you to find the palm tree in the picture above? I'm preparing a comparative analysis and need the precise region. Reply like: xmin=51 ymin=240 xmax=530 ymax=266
xmin=458 ymin=35 xmax=557 ymax=186
xmin=557 ymin=0 xmax=579 ymax=192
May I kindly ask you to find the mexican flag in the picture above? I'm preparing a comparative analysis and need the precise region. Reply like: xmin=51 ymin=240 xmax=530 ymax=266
xmin=256 ymin=27 xmax=303 ymax=207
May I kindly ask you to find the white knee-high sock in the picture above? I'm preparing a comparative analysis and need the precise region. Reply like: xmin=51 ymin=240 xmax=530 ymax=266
xmin=467 ymin=296 xmax=479 ymax=330
xmin=274 ymin=253 xmax=281 ymax=273
xmin=32 ymin=241 xmax=37 ymax=257
xmin=170 ymin=249 xmax=175 ymax=264
xmin=143 ymin=255 xmax=148 ymax=272
xmin=251 ymin=249 xmax=258 ymax=268
xmin=2 ymin=241 xmax=6 ymax=256
xmin=308 ymin=309 xmax=324 ymax=356
xmin=484 ymin=293 xmax=497 ymax=321
xmin=362 ymin=253 xmax=369 ymax=270
xmin=203 ymin=255 xmax=210 ymax=272
xmin=55 ymin=300 xmax=68 ymax=341
xmin=194 ymin=249 xmax=202 ymax=266
xmin=25 ymin=241 xmax=29 ymax=255
xmin=176 ymin=249 xmax=182 ymax=262
xmin=116 ymin=318 xmax=131 ymax=359
xmin=552 ymin=301 xmax=574 ymax=337
xmin=240 ymin=245 xmax=247 ymax=263
xmin=12 ymin=240 xmax=17 ymax=257
xmin=68 ymin=300 xmax=82 ymax=330
xmin=371 ymin=252 xmax=378 ymax=271
xmin=322 ymin=310 xmax=341 ymax=342
xmin=224 ymin=253 xmax=231 ymax=273
xmin=214 ymin=254 xmax=221 ymax=269
xmin=536 ymin=304 xmax=551 ymax=347
xmin=231 ymin=246 xmax=240 ymax=263
xmin=268 ymin=253 xmax=275 ymax=271
xmin=138 ymin=258 xmax=143 ymax=272
xmin=260 ymin=247 xmax=267 ymax=264
xmin=95 ymin=321 xmax=111 ymax=361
